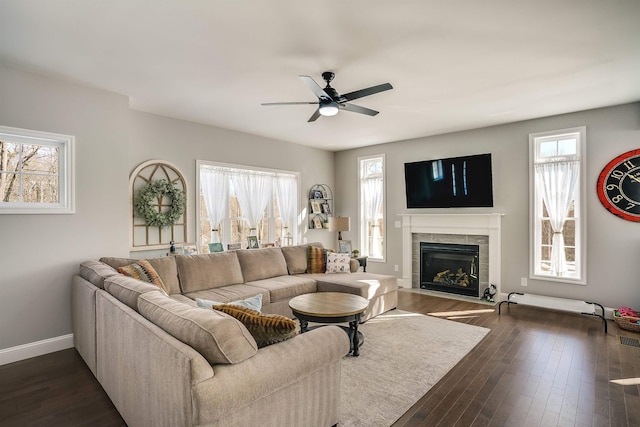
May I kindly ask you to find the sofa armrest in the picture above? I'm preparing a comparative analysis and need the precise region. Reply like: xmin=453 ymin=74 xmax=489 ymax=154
xmin=192 ymin=326 xmax=350 ymax=425
xmin=72 ymin=275 xmax=98 ymax=375
xmin=96 ymin=290 xmax=213 ymax=427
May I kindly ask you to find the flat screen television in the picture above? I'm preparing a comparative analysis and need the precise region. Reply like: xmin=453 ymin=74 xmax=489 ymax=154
xmin=404 ymin=153 xmax=494 ymax=208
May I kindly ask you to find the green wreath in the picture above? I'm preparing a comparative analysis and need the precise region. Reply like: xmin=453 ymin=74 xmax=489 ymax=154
xmin=135 ymin=179 xmax=186 ymax=227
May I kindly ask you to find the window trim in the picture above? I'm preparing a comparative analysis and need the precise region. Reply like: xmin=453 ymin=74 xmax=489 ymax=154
xmin=196 ymin=159 xmax=300 ymax=249
xmin=358 ymin=154 xmax=386 ymax=262
xmin=528 ymin=126 xmax=586 ymax=284
xmin=0 ymin=125 xmax=75 ymax=214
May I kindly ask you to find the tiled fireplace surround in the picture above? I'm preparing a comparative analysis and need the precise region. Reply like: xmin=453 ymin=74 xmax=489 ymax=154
xmin=401 ymin=214 xmax=503 ymax=296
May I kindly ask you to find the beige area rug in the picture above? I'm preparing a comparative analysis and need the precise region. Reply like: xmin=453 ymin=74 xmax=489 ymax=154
xmin=338 ymin=310 xmax=490 ymax=427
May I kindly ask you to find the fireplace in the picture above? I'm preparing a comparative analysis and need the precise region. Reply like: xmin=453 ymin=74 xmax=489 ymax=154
xmin=420 ymin=242 xmax=480 ymax=297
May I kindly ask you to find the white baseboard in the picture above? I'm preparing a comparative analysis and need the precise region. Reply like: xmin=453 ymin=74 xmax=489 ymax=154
xmin=0 ymin=334 xmax=74 ymax=366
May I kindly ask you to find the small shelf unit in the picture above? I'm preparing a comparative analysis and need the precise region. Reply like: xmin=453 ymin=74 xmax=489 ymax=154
xmin=308 ymin=184 xmax=333 ymax=229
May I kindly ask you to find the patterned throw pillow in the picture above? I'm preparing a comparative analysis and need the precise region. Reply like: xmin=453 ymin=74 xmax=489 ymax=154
xmin=118 ymin=259 xmax=169 ymax=295
xmin=212 ymin=304 xmax=298 ymax=348
xmin=325 ymin=252 xmax=352 ymax=274
xmin=307 ymin=245 xmax=327 ymax=273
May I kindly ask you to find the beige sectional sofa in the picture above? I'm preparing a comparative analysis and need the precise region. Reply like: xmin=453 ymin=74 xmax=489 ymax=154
xmin=72 ymin=243 xmax=398 ymax=427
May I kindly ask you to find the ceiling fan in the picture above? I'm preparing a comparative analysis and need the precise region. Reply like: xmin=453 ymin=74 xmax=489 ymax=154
xmin=261 ymin=71 xmax=393 ymax=122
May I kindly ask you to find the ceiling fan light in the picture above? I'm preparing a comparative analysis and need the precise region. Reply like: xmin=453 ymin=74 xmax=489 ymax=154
xmin=319 ymin=102 xmax=339 ymax=116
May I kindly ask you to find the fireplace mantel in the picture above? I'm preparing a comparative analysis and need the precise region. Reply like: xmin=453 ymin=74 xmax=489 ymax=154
xmin=400 ymin=214 xmax=503 ymax=293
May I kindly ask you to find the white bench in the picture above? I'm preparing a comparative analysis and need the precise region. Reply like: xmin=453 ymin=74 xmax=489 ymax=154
xmin=498 ymin=292 xmax=607 ymax=333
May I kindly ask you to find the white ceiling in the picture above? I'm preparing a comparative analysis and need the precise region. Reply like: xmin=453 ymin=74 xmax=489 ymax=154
xmin=1 ymin=1 xmax=639 ymax=151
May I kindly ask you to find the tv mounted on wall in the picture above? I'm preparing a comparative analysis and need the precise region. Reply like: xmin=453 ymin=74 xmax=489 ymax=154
xmin=404 ymin=153 xmax=494 ymax=208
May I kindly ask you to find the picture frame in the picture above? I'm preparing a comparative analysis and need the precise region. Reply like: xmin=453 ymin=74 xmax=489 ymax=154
xmin=247 ymin=235 xmax=259 ymax=249
xmin=311 ymin=200 xmax=322 ymax=214
xmin=338 ymin=240 xmax=352 ymax=254
xmin=313 ymin=216 xmax=323 ymax=229
xmin=183 ymin=243 xmax=198 ymax=255
xmin=227 ymin=242 xmax=242 ymax=251
xmin=322 ymin=190 xmax=328 ymax=199
xmin=208 ymin=242 xmax=224 ymax=253
xmin=321 ymin=202 xmax=331 ymax=214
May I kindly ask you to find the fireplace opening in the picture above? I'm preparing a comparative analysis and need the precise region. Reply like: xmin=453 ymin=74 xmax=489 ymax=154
xmin=420 ymin=242 xmax=480 ymax=297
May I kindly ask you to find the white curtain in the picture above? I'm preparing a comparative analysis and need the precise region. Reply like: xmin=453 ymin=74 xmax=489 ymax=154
xmin=363 ymin=177 xmax=384 ymax=257
xmin=535 ymin=159 xmax=579 ymax=275
xmin=232 ymin=172 xmax=272 ymax=235
xmin=275 ymin=175 xmax=296 ymax=245
xmin=200 ymin=168 xmax=229 ymax=242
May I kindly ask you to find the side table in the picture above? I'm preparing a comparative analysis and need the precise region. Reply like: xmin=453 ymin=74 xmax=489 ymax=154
xmin=352 ymin=256 xmax=367 ymax=272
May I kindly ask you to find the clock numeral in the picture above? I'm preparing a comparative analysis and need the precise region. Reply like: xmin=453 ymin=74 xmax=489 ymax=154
xmin=611 ymin=170 xmax=625 ymax=180
xmin=623 ymin=160 xmax=636 ymax=170
xmin=626 ymin=202 xmax=637 ymax=211
xmin=606 ymin=184 xmax=617 ymax=191
xmin=612 ymin=195 xmax=623 ymax=203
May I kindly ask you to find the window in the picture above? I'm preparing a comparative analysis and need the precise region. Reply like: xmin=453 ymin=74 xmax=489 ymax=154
xmin=0 ymin=125 xmax=74 ymax=214
xmin=359 ymin=155 xmax=385 ymax=260
xmin=197 ymin=161 xmax=298 ymax=252
xmin=529 ymin=127 xmax=586 ymax=283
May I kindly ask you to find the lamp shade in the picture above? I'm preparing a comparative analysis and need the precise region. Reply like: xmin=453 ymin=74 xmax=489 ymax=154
xmin=328 ymin=216 xmax=350 ymax=232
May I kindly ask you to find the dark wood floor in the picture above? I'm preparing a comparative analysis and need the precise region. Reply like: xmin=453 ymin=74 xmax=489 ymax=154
xmin=1 ymin=290 xmax=638 ymax=426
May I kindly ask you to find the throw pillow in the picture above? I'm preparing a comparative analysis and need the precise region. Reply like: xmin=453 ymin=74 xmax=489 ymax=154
xmin=212 ymin=304 xmax=298 ymax=348
xmin=325 ymin=252 xmax=352 ymax=274
xmin=196 ymin=294 xmax=263 ymax=312
xmin=307 ymin=245 xmax=327 ymax=273
xmin=118 ymin=259 xmax=169 ymax=295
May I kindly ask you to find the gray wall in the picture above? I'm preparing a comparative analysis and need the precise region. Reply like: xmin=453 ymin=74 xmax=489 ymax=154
xmin=335 ymin=102 xmax=640 ymax=308
xmin=0 ymin=64 xmax=334 ymax=351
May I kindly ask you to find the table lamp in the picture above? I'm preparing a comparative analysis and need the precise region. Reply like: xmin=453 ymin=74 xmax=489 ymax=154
xmin=328 ymin=216 xmax=350 ymax=240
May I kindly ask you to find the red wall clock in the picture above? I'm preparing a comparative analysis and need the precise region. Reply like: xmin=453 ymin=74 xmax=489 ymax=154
xmin=597 ymin=148 xmax=640 ymax=222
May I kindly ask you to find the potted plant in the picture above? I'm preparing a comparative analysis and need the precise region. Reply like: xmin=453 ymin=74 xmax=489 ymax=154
xmin=351 ymin=249 xmax=360 ymax=258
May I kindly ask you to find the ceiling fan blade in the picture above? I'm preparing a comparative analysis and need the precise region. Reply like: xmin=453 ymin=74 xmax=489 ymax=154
xmin=341 ymin=83 xmax=393 ymax=102
xmin=261 ymin=102 xmax=319 ymax=106
xmin=340 ymin=103 xmax=379 ymax=116
xmin=307 ymin=108 xmax=322 ymax=122
xmin=299 ymin=76 xmax=332 ymax=102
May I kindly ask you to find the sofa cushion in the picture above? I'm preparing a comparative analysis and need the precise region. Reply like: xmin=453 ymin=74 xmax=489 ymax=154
xmin=100 ymin=256 xmax=181 ymax=295
xmin=138 ymin=291 xmax=258 ymax=365
xmin=312 ymin=272 xmax=399 ymax=299
xmin=184 ymin=284 xmax=271 ymax=306
xmin=212 ymin=304 xmax=298 ymax=348
xmin=79 ymin=260 xmax=119 ymax=289
xmin=196 ymin=294 xmax=263 ymax=312
xmin=325 ymin=252 xmax=351 ymax=274
xmin=281 ymin=245 xmax=308 ymax=274
xmin=244 ymin=275 xmax=317 ymax=303
xmin=118 ymin=260 xmax=169 ymax=295
xmin=104 ymin=275 xmax=163 ymax=311
xmin=307 ymin=246 xmax=327 ymax=273
xmin=176 ymin=252 xmax=244 ymax=293
xmin=235 ymin=248 xmax=289 ymax=282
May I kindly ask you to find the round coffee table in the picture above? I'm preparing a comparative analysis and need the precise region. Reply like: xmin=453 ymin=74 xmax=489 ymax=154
xmin=289 ymin=292 xmax=368 ymax=356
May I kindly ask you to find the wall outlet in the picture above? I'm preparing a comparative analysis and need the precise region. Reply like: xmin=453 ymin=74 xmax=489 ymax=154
xmin=521 ymin=277 xmax=527 ymax=287
xmin=394 ymin=264 xmax=399 ymax=272
xmin=394 ymin=220 xmax=401 ymax=228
